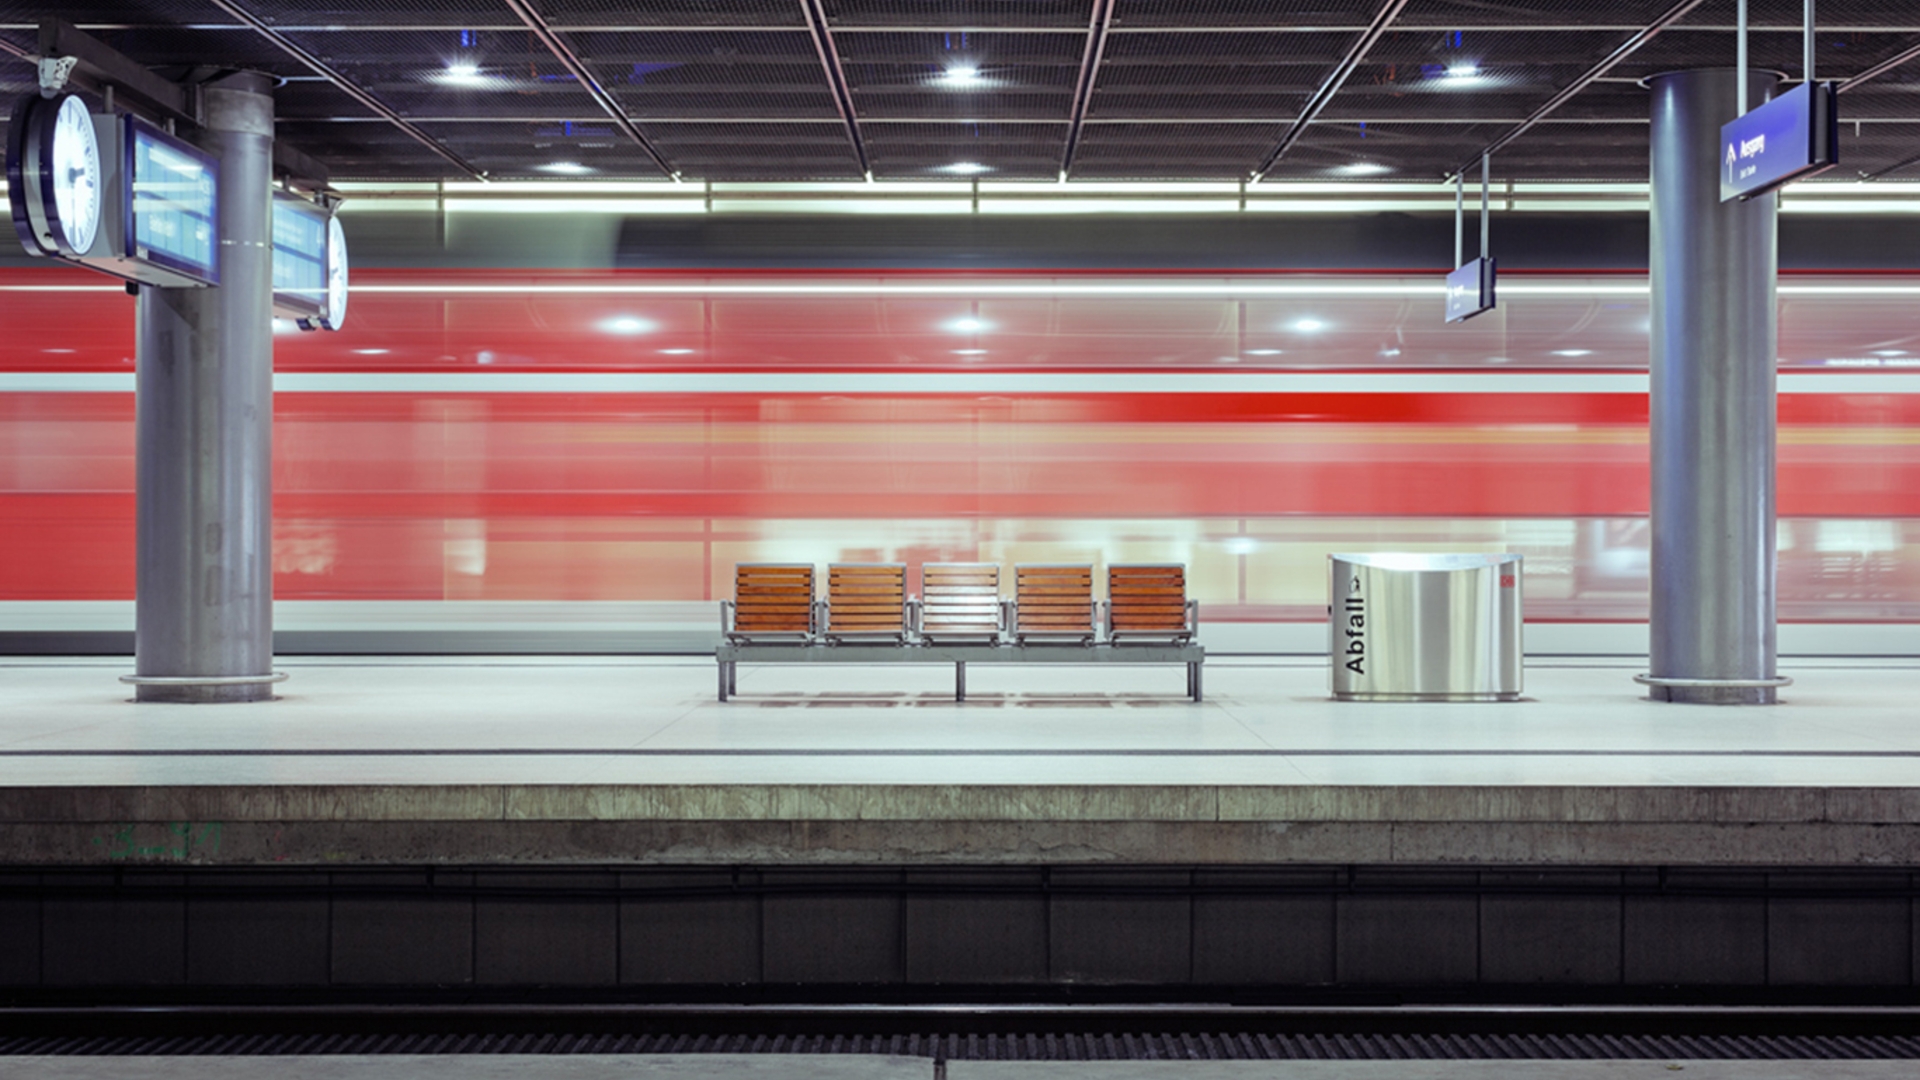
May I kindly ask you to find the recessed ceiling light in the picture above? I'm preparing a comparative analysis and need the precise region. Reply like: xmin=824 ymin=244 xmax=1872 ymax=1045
xmin=1446 ymin=63 xmax=1480 ymax=79
xmin=1870 ymin=348 xmax=1909 ymax=356
xmin=352 ymin=348 xmax=391 ymax=355
xmin=1216 ymin=356 xmax=1240 ymax=363
xmin=438 ymin=61 xmax=487 ymax=85
xmin=939 ymin=162 xmax=992 ymax=175
xmin=1289 ymin=318 xmax=1328 ymax=333
xmin=1551 ymin=348 xmax=1594 ymax=357
xmin=945 ymin=317 xmax=989 ymax=333
xmin=42 ymin=348 xmax=76 ymax=354
xmin=537 ymin=161 xmax=592 ymax=175
xmin=1380 ymin=347 xmax=1402 ymax=357
xmin=659 ymin=347 xmax=695 ymax=355
xmin=1333 ymin=162 xmax=1391 ymax=176
xmin=1245 ymin=348 xmax=1284 ymax=356
xmin=952 ymin=348 xmax=988 ymax=355
xmin=600 ymin=316 xmax=655 ymax=334
xmin=939 ymin=66 xmax=983 ymax=87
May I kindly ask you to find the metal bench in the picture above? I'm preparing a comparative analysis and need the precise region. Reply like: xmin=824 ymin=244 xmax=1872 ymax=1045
xmin=716 ymin=561 xmax=1203 ymax=703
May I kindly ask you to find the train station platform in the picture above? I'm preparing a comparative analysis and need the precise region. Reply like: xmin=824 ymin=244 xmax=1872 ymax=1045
xmin=2 ymin=655 xmax=1915 ymax=869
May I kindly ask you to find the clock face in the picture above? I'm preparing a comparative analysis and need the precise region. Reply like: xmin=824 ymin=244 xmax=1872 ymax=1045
xmin=322 ymin=213 xmax=348 ymax=330
xmin=43 ymin=95 xmax=102 ymax=256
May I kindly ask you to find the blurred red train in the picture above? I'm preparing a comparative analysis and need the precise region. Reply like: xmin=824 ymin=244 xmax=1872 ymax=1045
xmin=4 ymin=264 xmax=1919 ymax=651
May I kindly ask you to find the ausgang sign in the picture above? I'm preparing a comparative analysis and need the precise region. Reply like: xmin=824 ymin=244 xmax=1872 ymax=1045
xmin=1444 ymin=257 xmax=1495 ymax=323
xmin=1719 ymin=81 xmax=1838 ymax=202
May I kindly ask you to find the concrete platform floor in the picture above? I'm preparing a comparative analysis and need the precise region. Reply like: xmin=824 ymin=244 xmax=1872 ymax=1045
xmin=1 ymin=657 xmax=1917 ymax=866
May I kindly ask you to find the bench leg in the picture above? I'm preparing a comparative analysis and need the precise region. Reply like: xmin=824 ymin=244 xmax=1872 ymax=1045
xmin=956 ymin=660 xmax=966 ymax=702
xmin=1190 ymin=661 xmax=1203 ymax=703
xmin=728 ymin=662 xmax=737 ymax=697
xmin=718 ymin=660 xmax=728 ymax=702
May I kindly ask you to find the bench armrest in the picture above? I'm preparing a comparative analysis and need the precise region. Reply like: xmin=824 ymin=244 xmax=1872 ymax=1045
xmin=719 ymin=599 xmax=735 ymax=634
xmin=1187 ymin=599 xmax=1200 ymax=635
xmin=906 ymin=597 xmax=923 ymax=636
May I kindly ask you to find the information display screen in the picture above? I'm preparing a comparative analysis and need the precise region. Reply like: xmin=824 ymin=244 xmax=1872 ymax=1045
xmin=272 ymin=193 xmax=328 ymax=317
xmin=127 ymin=118 xmax=218 ymax=285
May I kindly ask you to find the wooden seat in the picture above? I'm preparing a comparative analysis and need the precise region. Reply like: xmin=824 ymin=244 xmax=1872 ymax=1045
xmin=1108 ymin=563 xmax=1195 ymax=643
xmin=825 ymin=563 xmax=907 ymax=641
xmin=1013 ymin=564 xmax=1095 ymax=643
xmin=725 ymin=563 xmax=814 ymax=642
xmin=919 ymin=563 xmax=1002 ymax=642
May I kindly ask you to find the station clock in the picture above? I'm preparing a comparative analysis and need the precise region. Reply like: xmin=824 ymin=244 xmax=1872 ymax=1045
xmin=7 ymin=93 xmax=104 ymax=258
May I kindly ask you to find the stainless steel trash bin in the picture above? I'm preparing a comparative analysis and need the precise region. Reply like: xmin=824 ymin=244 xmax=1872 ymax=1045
xmin=1329 ymin=553 xmax=1522 ymax=702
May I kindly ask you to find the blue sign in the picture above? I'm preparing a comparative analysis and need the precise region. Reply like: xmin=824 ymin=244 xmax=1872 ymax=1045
xmin=126 ymin=117 xmax=218 ymax=285
xmin=1445 ymin=257 xmax=1496 ymax=323
xmin=1719 ymin=81 xmax=1838 ymax=202
xmin=272 ymin=193 xmax=328 ymax=318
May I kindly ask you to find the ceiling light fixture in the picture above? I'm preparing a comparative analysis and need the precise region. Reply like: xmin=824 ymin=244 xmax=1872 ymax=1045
xmin=536 ymin=161 xmax=593 ymax=175
xmin=439 ymin=61 xmax=487 ymax=86
xmin=600 ymin=316 xmax=655 ymax=334
xmin=1445 ymin=63 xmax=1480 ymax=79
xmin=1551 ymin=348 xmax=1594 ymax=357
xmin=939 ymin=162 xmax=992 ymax=175
xmin=940 ymin=66 xmax=983 ymax=87
xmin=945 ymin=316 xmax=989 ymax=333
xmin=1289 ymin=318 xmax=1328 ymax=333
xmin=1332 ymin=162 xmax=1391 ymax=177
xmin=659 ymin=348 xmax=695 ymax=355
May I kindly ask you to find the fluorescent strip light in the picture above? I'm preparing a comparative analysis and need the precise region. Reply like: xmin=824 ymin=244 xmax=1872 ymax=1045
xmin=707 ymin=198 xmax=974 ymax=215
xmin=443 ymin=199 xmax=705 ymax=214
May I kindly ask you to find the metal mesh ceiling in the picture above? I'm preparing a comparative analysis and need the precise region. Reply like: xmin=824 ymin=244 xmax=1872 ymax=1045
xmin=7 ymin=0 xmax=1920 ymax=182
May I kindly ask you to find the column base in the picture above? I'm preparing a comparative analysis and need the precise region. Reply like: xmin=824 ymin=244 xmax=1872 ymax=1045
xmin=122 ymin=672 xmax=288 ymax=703
xmin=1635 ymin=673 xmax=1790 ymax=705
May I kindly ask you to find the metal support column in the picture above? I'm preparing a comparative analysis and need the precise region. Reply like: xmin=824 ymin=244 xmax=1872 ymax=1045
xmin=128 ymin=72 xmax=280 ymax=703
xmin=1643 ymin=68 xmax=1787 ymax=705
xmin=956 ymin=660 xmax=966 ymax=702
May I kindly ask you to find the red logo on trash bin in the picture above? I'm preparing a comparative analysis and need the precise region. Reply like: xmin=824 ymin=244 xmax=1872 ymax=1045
xmin=1499 ymin=574 xmax=1516 ymax=588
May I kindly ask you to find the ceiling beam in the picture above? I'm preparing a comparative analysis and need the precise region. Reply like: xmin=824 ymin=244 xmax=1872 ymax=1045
xmin=500 ymin=0 xmax=677 ymax=179
xmin=1443 ymin=0 xmax=1710 ymax=181
xmin=36 ymin=19 xmax=193 ymax=122
xmin=1058 ymin=0 xmax=1116 ymax=179
xmin=1838 ymin=38 xmax=1920 ymax=95
xmin=199 ymin=0 xmax=488 ymax=180
xmin=798 ymin=0 xmax=870 ymax=177
xmin=1248 ymin=0 xmax=1410 ymax=182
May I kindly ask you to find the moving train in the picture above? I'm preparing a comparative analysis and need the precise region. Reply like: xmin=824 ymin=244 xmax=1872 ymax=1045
xmin=4 ymin=215 xmax=1919 ymax=653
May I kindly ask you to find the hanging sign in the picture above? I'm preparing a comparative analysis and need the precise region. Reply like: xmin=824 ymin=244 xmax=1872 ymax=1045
xmin=1719 ymin=81 xmax=1838 ymax=202
xmin=1445 ymin=257 xmax=1496 ymax=323
xmin=272 ymin=192 xmax=328 ymax=319
xmin=125 ymin=116 xmax=219 ymax=285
